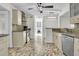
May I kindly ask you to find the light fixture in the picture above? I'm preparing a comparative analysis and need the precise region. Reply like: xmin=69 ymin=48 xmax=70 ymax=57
xmin=48 ymin=17 xmax=56 ymax=18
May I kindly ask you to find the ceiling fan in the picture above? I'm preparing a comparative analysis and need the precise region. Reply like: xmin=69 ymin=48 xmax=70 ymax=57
xmin=37 ymin=3 xmax=54 ymax=8
xmin=37 ymin=3 xmax=54 ymax=14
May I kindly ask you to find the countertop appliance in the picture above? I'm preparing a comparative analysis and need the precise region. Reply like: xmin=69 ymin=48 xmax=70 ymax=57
xmin=23 ymin=26 xmax=28 ymax=31
xmin=62 ymin=33 xmax=74 ymax=56
xmin=23 ymin=26 xmax=31 ymax=43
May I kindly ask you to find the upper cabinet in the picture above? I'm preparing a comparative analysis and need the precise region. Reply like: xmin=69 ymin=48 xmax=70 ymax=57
xmin=70 ymin=3 xmax=75 ymax=18
xmin=21 ymin=11 xmax=27 ymax=26
xmin=12 ymin=9 xmax=22 ymax=25
xmin=70 ymin=3 xmax=79 ymax=23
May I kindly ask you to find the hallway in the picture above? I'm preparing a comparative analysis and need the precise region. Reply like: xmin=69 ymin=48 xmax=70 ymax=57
xmin=8 ymin=36 xmax=63 ymax=56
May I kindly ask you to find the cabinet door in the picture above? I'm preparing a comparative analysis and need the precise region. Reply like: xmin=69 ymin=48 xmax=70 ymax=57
xmin=74 ymin=38 xmax=79 ymax=56
xmin=22 ymin=22 xmax=26 ymax=26
xmin=74 ymin=3 xmax=79 ymax=16
xmin=70 ymin=3 xmax=79 ymax=23
xmin=12 ymin=32 xmax=25 ymax=47
xmin=0 ymin=36 xmax=8 ymax=56
xmin=45 ymin=29 xmax=53 ymax=43
xmin=57 ymin=33 xmax=62 ymax=51
xmin=70 ymin=3 xmax=79 ymax=17
xmin=17 ymin=11 xmax=22 ymax=25
xmin=12 ymin=10 xmax=22 ymax=25
xmin=12 ymin=10 xmax=18 ymax=24
xmin=70 ymin=3 xmax=75 ymax=17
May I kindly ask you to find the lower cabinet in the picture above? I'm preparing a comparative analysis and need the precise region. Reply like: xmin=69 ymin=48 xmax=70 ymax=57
xmin=74 ymin=38 xmax=79 ymax=56
xmin=53 ymin=32 xmax=62 ymax=52
xmin=12 ymin=31 xmax=26 ymax=47
xmin=45 ymin=29 xmax=53 ymax=43
xmin=57 ymin=33 xmax=62 ymax=52
xmin=53 ymin=32 xmax=79 ymax=56
xmin=0 ymin=36 xmax=8 ymax=56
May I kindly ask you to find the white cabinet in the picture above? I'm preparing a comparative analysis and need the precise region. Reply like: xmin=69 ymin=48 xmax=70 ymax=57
xmin=12 ymin=9 xmax=22 ymax=25
xmin=74 ymin=38 xmax=79 ymax=56
xmin=70 ymin=3 xmax=79 ymax=23
xmin=53 ymin=32 xmax=62 ymax=51
xmin=12 ymin=25 xmax=23 ymax=31
xmin=45 ymin=29 xmax=53 ymax=43
xmin=22 ymin=11 xmax=27 ymax=26
xmin=22 ymin=22 xmax=27 ymax=26
xmin=70 ymin=3 xmax=79 ymax=17
xmin=0 ymin=36 xmax=8 ymax=56
xmin=44 ymin=17 xmax=58 ymax=28
xmin=70 ymin=3 xmax=75 ymax=18
xmin=12 ymin=32 xmax=26 ymax=47
xmin=57 ymin=33 xmax=62 ymax=52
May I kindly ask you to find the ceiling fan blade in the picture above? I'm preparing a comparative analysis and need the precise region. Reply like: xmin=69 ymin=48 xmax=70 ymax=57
xmin=42 ymin=5 xmax=54 ymax=8
xmin=37 ymin=3 xmax=42 ymax=7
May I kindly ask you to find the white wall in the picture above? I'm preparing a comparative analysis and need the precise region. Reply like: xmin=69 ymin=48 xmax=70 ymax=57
xmin=43 ymin=16 xmax=58 ymax=28
xmin=60 ymin=11 xmax=71 ymax=28
xmin=43 ymin=16 xmax=58 ymax=43
xmin=0 ymin=11 xmax=9 ymax=34
xmin=59 ymin=3 xmax=73 ymax=28
xmin=34 ymin=16 xmax=43 ymax=37
xmin=0 ymin=3 xmax=17 ymax=47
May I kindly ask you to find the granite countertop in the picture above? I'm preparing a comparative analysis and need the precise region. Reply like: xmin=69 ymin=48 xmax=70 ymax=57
xmin=13 ymin=30 xmax=24 ymax=32
xmin=0 ymin=34 xmax=9 ymax=37
xmin=52 ymin=28 xmax=79 ymax=39
xmin=13 ymin=28 xmax=31 ymax=32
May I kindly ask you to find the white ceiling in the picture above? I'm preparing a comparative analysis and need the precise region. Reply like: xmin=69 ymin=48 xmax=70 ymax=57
xmin=11 ymin=3 xmax=69 ymax=16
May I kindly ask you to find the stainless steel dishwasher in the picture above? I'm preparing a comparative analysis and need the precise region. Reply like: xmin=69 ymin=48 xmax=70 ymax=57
xmin=62 ymin=34 xmax=74 ymax=56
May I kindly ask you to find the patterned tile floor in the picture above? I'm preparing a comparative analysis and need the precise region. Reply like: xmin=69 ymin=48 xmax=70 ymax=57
xmin=8 ymin=36 xmax=63 ymax=56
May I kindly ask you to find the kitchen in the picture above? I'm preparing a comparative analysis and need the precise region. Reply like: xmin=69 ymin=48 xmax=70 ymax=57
xmin=0 ymin=3 xmax=79 ymax=56
xmin=52 ymin=3 xmax=79 ymax=56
